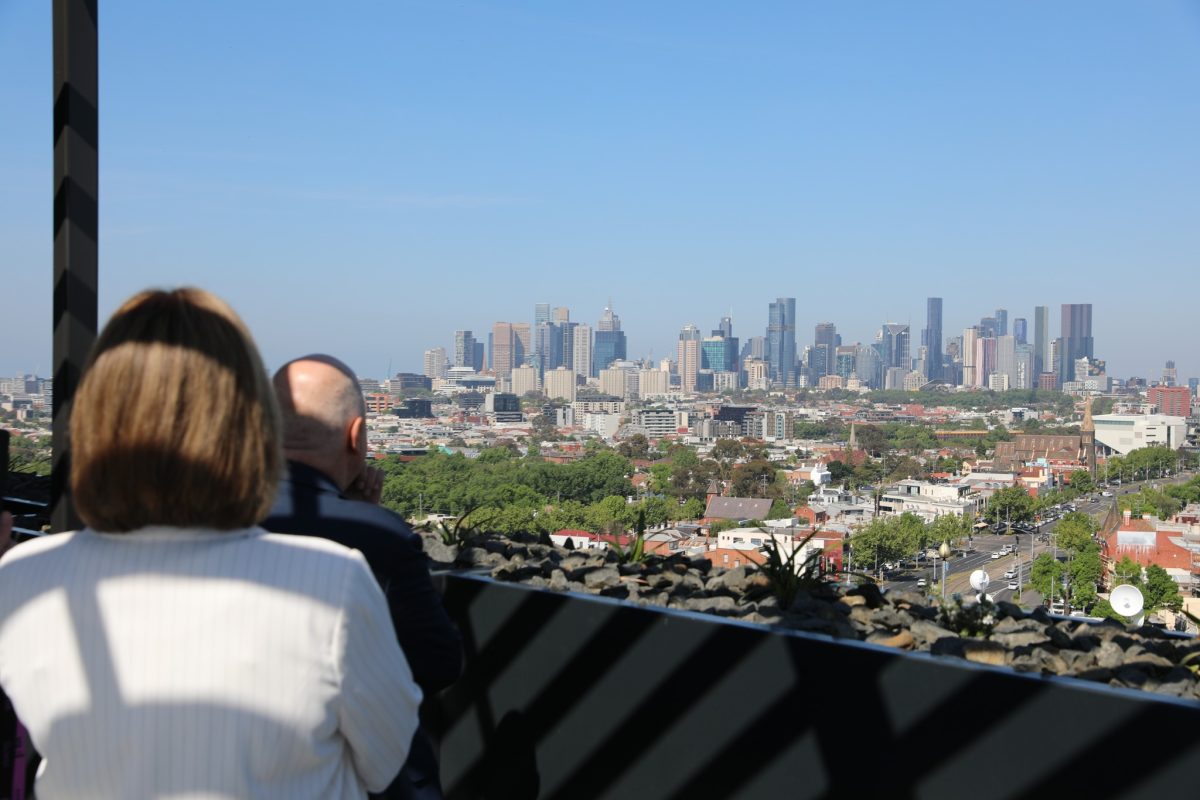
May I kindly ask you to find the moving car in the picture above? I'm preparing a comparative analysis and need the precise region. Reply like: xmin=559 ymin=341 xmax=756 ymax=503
xmin=1101 ymin=491 xmax=1113 ymax=497
xmin=1003 ymin=569 xmax=1016 ymax=579
xmin=990 ymin=552 xmax=1001 ymax=559
xmin=1007 ymin=581 xmax=1019 ymax=591
xmin=916 ymin=578 xmax=927 ymax=588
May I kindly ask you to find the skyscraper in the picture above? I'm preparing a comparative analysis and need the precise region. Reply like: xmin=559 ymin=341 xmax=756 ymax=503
xmin=879 ymin=323 xmax=910 ymax=370
xmin=491 ymin=322 xmax=519 ymax=379
xmin=1033 ymin=305 xmax=1050 ymax=378
xmin=1059 ymin=304 xmax=1094 ymax=383
xmin=677 ymin=324 xmax=702 ymax=394
xmin=924 ymin=297 xmax=943 ymax=382
xmin=534 ymin=303 xmax=550 ymax=327
xmin=1013 ymin=318 xmax=1027 ymax=345
xmin=572 ymin=324 xmax=592 ymax=379
xmin=423 ymin=347 xmax=447 ymax=379
xmin=591 ymin=304 xmax=626 ymax=376
xmin=961 ymin=327 xmax=979 ymax=387
xmin=995 ymin=308 xmax=1008 ymax=337
xmin=766 ymin=297 xmax=796 ymax=383
xmin=454 ymin=330 xmax=480 ymax=371
xmin=813 ymin=322 xmax=839 ymax=379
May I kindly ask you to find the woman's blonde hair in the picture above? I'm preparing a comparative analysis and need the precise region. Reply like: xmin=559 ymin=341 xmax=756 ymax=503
xmin=71 ymin=288 xmax=282 ymax=531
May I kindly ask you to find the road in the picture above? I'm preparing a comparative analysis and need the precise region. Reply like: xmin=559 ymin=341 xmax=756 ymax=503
xmin=878 ymin=468 xmax=1197 ymax=608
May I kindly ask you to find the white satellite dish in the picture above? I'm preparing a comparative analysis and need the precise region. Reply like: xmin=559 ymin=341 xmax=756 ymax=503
xmin=969 ymin=570 xmax=990 ymax=592
xmin=1110 ymin=584 xmax=1144 ymax=626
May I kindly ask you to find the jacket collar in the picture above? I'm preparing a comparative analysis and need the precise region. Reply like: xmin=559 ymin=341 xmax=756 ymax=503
xmin=284 ymin=460 xmax=343 ymax=496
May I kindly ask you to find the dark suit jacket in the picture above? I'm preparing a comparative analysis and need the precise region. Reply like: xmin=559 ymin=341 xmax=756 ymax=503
xmin=263 ymin=461 xmax=463 ymax=800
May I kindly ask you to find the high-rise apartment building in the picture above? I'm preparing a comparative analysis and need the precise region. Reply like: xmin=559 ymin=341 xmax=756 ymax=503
xmin=995 ymin=308 xmax=1008 ymax=337
xmin=423 ymin=347 xmax=447 ymax=379
xmin=677 ymin=324 xmax=702 ymax=394
xmin=1059 ymin=304 xmax=1094 ymax=384
xmin=961 ymin=327 xmax=979 ymax=387
xmin=451 ymin=331 xmax=475 ymax=371
xmin=510 ymin=365 xmax=539 ymax=397
xmin=1033 ymin=306 xmax=1050 ymax=378
xmin=1014 ymin=343 xmax=1033 ymax=390
xmin=766 ymin=297 xmax=796 ymax=383
xmin=572 ymin=324 xmax=593 ymax=379
xmin=994 ymin=335 xmax=1016 ymax=389
xmin=638 ymin=368 xmax=670 ymax=397
xmin=543 ymin=366 xmax=576 ymax=402
xmin=592 ymin=305 xmax=626 ymax=376
xmin=924 ymin=297 xmax=943 ymax=382
xmin=1149 ymin=386 xmax=1190 ymax=417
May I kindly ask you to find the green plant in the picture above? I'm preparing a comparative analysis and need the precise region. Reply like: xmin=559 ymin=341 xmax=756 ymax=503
xmin=937 ymin=594 xmax=996 ymax=638
xmin=753 ymin=527 xmax=844 ymax=609
xmin=607 ymin=509 xmax=647 ymax=564
xmin=416 ymin=506 xmax=487 ymax=548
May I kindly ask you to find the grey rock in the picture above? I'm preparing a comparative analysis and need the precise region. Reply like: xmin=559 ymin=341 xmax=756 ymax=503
xmin=1095 ymin=641 xmax=1126 ymax=670
xmin=992 ymin=616 xmax=1044 ymax=635
xmin=991 ymin=630 xmax=1051 ymax=650
xmin=847 ymin=583 xmax=885 ymax=609
xmin=420 ymin=536 xmax=458 ymax=565
xmin=583 ymin=566 xmax=622 ymax=590
xmin=548 ymin=570 xmax=569 ymax=592
xmin=909 ymin=620 xmax=957 ymax=648
xmin=685 ymin=596 xmax=739 ymax=615
xmin=994 ymin=601 xmax=1025 ymax=620
xmin=705 ymin=566 xmax=749 ymax=594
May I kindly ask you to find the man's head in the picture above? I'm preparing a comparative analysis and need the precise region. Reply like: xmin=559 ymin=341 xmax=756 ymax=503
xmin=273 ymin=355 xmax=367 ymax=491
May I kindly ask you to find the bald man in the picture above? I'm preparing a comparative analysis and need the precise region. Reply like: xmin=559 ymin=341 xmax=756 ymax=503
xmin=262 ymin=355 xmax=462 ymax=800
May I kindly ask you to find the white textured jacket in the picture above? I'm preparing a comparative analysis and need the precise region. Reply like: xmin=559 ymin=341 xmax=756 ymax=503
xmin=0 ymin=526 xmax=422 ymax=799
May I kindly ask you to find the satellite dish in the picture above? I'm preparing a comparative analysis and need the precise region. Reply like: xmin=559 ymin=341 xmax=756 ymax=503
xmin=969 ymin=570 xmax=990 ymax=592
xmin=1111 ymin=584 xmax=1144 ymax=619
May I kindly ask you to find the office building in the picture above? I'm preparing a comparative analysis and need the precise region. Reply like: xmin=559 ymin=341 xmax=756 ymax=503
xmin=879 ymin=323 xmax=910 ymax=370
xmin=1014 ymin=344 xmax=1034 ymax=390
xmin=491 ymin=322 xmax=520 ymax=379
xmin=593 ymin=329 xmax=625 ymax=377
xmin=923 ymin=297 xmax=943 ymax=382
xmin=766 ymin=297 xmax=797 ymax=383
xmin=812 ymin=322 xmax=839 ymax=379
xmin=744 ymin=358 xmax=769 ymax=391
xmin=714 ymin=316 xmax=733 ymax=339
xmin=1013 ymin=318 xmax=1027 ymax=345
xmin=855 ymin=345 xmax=883 ymax=390
xmin=1060 ymin=303 xmax=1094 ymax=383
xmin=742 ymin=335 xmax=766 ymax=361
xmin=1189 ymin=377 xmax=1199 ymax=397
xmin=1162 ymin=361 xmax=1177 ymax=387
xmin=995 ymin=308 xmax=1008 ymax=337
xmin=979 ymin=317 xmax=997 ymax=339
xmin=534 ymin=303 xmax=551 ymax=327
xmin=599 ymin=368 xmax=630 ymax=399
xmin=1033 ymin=305 xmax=1050 ymax=378
xmin=1093 ymin=414 xmax=1188 ymax=456
xmin=701 ymin=336 xmax=737 ymax=373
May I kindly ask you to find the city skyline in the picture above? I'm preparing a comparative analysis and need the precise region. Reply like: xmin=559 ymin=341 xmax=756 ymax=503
xmin=2 ymin=2 xmax=1198 ymax=379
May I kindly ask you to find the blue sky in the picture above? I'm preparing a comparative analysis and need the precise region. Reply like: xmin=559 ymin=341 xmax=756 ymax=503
xmin=3 ymin=1 xmax=1199 ymax=382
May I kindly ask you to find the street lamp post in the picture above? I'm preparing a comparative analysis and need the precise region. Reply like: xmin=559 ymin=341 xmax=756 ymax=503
xmin=939 ymin=540 xmax=951 ymax=600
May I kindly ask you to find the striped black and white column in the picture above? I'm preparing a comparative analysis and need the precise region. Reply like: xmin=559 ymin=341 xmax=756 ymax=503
xmin=52 ymin=0 xmax=99 ymax=533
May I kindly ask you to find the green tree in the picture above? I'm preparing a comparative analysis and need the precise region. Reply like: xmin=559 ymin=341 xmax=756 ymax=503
xmin=1055 ymin=512 xmax=1097 ymax=553
xmin=928 ymin=513 xmax=971 ymax=548
xmin=985 ymin=486 xmax=1035 ymax=524
xmin=1068 ymin=544 xmax=1103 ymax=608
xmin=1030 ymin=553 xmax=1066 ymax=600
xmin=1068 ymin=470 xmax=1094 ymax=493
xmin=1111 ymin=555 xmax=1143 ymax=587
xmin=1143 ymin=564 xmax=1183 ymax=612
xmin=767 ymin=498 xmax=793 ymax=520
xmin=616 ymin=434 xmax=650 ymax=460
xmin=680 ymin=497 xmax=707 ymax=520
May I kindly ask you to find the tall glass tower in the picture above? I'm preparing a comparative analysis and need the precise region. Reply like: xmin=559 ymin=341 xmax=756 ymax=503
xmin=924 ymin=297 xmax=943 ymax=381
xmin=766 ymin=297 xmax=796 ymax=383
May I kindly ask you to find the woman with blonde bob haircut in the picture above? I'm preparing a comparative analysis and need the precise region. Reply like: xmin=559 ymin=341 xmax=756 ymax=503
xmin=0 ymin=288 xmax=422 ymax=799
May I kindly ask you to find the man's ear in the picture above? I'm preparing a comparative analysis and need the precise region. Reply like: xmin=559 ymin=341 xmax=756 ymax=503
xmin=347 ymin=416 xmax=366 ymax=455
